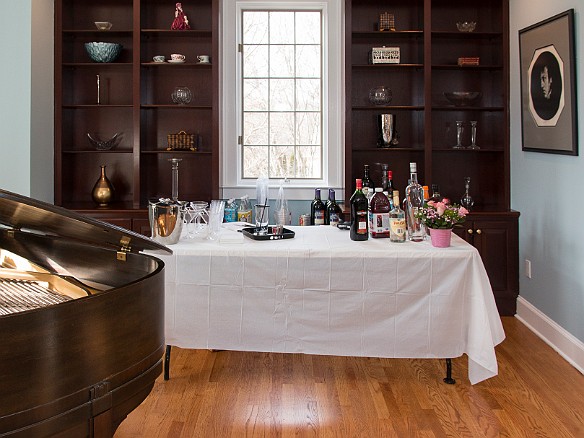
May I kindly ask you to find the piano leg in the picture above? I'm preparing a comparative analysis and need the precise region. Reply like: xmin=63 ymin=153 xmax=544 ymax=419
xmin=443 ymin=358 xmax=456 ymax=384
xmin=164 ymin=345 xmax=172 ymax=380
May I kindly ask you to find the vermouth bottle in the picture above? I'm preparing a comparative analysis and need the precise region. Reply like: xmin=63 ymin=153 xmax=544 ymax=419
xmin=405 ymin=162 xmax=425 ymax=241
xmin=350 ymin=179 xmax=368 ymax=241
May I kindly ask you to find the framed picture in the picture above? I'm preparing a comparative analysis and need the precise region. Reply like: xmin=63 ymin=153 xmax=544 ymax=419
xmin=519 ymin=9 xmax=578 ymax=155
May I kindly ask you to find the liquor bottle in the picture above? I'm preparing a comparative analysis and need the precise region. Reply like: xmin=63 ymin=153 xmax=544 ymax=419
xmin=350 ymin=179 xmax=368 ymax=241
xmin=386 ymin=170 xmax=395 ymax=210
xmin=310 ymin=188 xmax=326 ymax=225
xmin=389 ymin=190 xmax=406 ymax=242
xmin=369 ymin=188 xmax=390 ymax=238
xmin=405 ymin=162 xmax=425 ymax=241
xmin=460 ymin=177 xmax=474 ymax=211
xmin=362 ymin=164 xmax=375 ymax=198
xmin=430 ymin=184 xmax=441 ymax=203
xmin=423 ymin=186 xmax=429 ymax=203
xmin=326 ymin=189 xmax=343 ymax=226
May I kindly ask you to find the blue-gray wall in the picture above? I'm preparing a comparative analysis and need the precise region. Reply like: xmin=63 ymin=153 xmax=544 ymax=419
xmin=0 ymin=0 xmax=53 ymax=200
xmin=0 ymin=0 xmax=582 ymax=343
xmin=510 ymin=1 xmax=583 ymax=342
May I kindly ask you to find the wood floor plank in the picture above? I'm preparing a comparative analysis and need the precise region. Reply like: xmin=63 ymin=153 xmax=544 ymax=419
xmin=115 ymin=318 xmax=584 ymax=437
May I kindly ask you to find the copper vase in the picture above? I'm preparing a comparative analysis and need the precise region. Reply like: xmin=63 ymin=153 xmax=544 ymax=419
xmin=92 ymin=165 xmax=114 ymax=206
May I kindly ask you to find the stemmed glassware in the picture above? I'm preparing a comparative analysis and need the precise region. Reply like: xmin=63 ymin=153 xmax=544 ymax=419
xmin=468 ymin=121 xmax=480 ymax=150
xmin=453 ymin=121 xmax=465 ymax=149
xmin=183 ymin=201 xmax=208 ymax=238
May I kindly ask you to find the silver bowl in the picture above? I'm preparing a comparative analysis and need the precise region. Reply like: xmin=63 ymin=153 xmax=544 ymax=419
xmin=456 ymin=21 xmax=476 ymax=32
xmin=443 ymin=91 xmax=482 ymax=107
xmin=85 ymin=42 xmax=122 ymax=63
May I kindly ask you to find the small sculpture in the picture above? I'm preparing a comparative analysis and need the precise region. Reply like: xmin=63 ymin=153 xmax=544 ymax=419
xmin=171 ymin=3 xmax=191 ymax=30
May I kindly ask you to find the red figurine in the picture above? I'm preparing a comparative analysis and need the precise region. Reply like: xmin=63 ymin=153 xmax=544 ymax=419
xmin=171 ymin=3 xmax=191 ymax=30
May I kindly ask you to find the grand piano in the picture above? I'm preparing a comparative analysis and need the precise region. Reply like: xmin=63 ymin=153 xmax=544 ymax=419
xmin=0 ymin=189 xmax=171 ymax=437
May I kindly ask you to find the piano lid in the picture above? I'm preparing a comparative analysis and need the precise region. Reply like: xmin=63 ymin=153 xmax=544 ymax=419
xmin=0 ymin=189 xmax=171 ymax=254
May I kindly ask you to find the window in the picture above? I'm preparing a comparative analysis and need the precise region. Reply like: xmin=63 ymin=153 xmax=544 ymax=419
xmin=241 ymin=10 xmax=322 ymax=180
xmin=222 ymin=0 xmax=344 ymax=201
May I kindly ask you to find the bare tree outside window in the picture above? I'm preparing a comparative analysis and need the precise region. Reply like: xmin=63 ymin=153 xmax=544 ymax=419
xmin=241 ymin=10 xmax=322 ymax=180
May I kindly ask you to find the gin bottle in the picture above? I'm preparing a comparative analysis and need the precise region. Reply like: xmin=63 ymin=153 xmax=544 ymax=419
xmin=405 ymin=162 xmax=425 ymax=241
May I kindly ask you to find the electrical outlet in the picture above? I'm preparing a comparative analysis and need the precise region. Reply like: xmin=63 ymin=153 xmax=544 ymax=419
xmin=525 ymin=259 xmax=532 ymax=279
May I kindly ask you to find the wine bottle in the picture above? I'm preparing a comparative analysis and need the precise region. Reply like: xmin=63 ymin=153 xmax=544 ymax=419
xmin=362 ymin=164 xmax=375 ymax=198
xmin=350 ymin=179 xmax=368 ymax=241
xmin=423 ymin=185 xmax=429 ymax=203
xmin=389 ymin=190 xmax=406 ymax=243
xmin=430 ymin=184 xmax=442 ymax=203
xmin=326 ymin=189 xmax=342 ymax=226
xmin=386 ymin=170 xmax=395 ymax=210
xmin=369 ymin=187 xmax=390 ymax=238
xmin=405 ymin=162 xmax=425 ymax=241
xmin=310 ymin=188 xmax=326 ymax=225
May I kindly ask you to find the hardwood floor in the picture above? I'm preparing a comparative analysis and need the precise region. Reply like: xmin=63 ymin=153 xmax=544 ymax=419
xmin=115 ymin=317 xmax=584 ymax=437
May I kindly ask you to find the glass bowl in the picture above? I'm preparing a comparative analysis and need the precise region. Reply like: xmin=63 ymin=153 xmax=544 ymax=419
xmin=369 ymin=86 xmax=392 ymax=105
xmin=94 ymin=22 xmax=113 ymax=31
xmin=456 ymin=21 xmax=476 ymax=32
xmin=443 ymin=91 xmax=482 ymax=107
xmin=85 ymin=42 xmax=122 ymax=63
xmin=171 ymin=86 xmax=193 ymax=105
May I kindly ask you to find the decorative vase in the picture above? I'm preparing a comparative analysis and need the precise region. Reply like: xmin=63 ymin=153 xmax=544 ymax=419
xmin=92 ymin=165 xmax=114 ymax=206
xmin=429 ymin=228 xmax=452 ymax=248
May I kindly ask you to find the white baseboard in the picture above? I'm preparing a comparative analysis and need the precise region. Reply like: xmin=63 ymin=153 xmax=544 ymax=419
xmin=516 ymin=297 xmax=584 ymax=375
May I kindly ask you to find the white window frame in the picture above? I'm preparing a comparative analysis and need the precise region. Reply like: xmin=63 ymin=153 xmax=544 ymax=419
xmin=221 ymin=0 xmax=344 ymax=201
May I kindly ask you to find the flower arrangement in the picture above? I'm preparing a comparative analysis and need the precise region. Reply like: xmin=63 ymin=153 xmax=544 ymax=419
xmin=416 ymin=200 xmax=468 ymax=229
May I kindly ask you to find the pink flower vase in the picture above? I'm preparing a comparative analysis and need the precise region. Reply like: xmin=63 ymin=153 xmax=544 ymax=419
xmin=429 ymin=228 xmax=452 ymax=248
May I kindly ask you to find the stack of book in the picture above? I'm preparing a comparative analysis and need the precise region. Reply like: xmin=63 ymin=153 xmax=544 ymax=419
xmin=458 ymin=57 xmax=480 ymax=66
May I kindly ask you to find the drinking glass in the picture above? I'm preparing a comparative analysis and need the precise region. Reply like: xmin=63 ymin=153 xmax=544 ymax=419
xmin=255 ymin=204 xmax=269 ymax=234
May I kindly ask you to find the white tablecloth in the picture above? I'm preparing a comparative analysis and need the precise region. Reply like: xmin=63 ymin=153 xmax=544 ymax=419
xmin=146 ymin=225 xmax=505 ymax=384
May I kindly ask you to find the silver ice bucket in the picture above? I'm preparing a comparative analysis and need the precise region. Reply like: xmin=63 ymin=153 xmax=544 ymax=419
xmin=148 ymin=199 xmax=184 ymax=245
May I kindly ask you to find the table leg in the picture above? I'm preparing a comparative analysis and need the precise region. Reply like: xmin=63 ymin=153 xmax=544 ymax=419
xmin=443 ymin=358 xmax=456 ymax=384
xmin=164 ymin=345 xmax=172 ymax=381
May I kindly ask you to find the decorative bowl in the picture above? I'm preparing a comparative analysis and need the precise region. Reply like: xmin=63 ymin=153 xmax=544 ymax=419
xmin=94 ymin=21 xmax=113 ymax=31
xmin=87 ymin=132 xmax=121 ymax=151
xmin=369 ymin=85 xmax=392 ymax=105
xmin=456 ymin=21 xmax=476 ymax=32
xmin=443 ymin=91 xmax=482 ymax=106
xmin=85 ymin=42 xmax=122 ymax=63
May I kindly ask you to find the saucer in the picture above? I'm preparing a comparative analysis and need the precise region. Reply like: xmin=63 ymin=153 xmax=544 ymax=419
xmin=197 ymin=61 xmax=211 ymax=64
xmin=168 ymin=59 xmax=186 ymax=64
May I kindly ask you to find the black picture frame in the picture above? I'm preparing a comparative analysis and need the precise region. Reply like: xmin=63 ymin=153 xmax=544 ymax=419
xmin=519 ymin=9 xmax=578 ymax=155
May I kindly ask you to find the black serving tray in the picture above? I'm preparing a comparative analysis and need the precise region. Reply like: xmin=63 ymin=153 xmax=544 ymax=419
xmin=241 ymin=226 xmax=295 ymax=240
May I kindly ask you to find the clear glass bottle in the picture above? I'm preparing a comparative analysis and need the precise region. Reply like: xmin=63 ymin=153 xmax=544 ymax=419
xmin=460 ymin=177 xmax=474 ymax=211
xmin=405 ymin=162 xmax=425 ymax=241
xmin=389 ymin=190 xmax=406 ymax=243
xmin=369 ymin=187 xmax=391 ymax=238
xmin=350 ymin=179 xmax=368 ymax=241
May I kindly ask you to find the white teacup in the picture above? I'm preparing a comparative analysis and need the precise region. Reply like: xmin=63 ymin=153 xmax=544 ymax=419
xmin=171 ymin=53 xmax=186 ymax=61
xmin=197 ymin=55 xmax=210 ymax=63
xmin=153 ymin=55 xmax=165 ymax=63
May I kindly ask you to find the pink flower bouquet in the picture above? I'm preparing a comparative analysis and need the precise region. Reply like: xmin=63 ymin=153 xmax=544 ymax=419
xmin=416 ymin=200 xmax=468 ymax=229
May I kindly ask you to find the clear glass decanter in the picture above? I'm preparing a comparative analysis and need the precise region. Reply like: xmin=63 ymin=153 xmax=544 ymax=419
xmin=460 ymin=176 xmax=474 ymax=211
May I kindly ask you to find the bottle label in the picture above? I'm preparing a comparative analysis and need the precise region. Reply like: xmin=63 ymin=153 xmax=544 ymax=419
xmin=314 ymin=210 xmax=325 ymax=225
xmin=237 ymin=209 xmax=252 ymax=223
xmin=390 ymin=218 xmax=406 ymax=241
xmin=369 ymin=212 xmax=390 ymax=237
xmin=224 ymin=207 xmax=238 ymax=222
xmin=356 ymin=210 xmax=367 ymax=234
xmin=329 ymin=213 xmax=339 ymax=226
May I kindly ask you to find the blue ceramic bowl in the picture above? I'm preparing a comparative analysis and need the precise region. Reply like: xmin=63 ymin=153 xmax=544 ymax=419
xmin=85 ymin=42 xmax=122 ymax=63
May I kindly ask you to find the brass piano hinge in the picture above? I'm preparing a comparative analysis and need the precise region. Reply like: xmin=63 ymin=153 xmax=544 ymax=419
xmin=117 ymin=236 xmax=132 ymax=262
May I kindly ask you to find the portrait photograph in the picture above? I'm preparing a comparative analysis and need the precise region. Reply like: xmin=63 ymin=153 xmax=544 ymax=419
xmin=519 ymin=9 xmax=578 ymax=155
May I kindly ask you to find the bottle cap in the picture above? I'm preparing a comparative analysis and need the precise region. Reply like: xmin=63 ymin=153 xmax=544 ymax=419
xmin=410 ymin=162 xmax=417 ymax=172
xmin=356 ymin=178 xmax=362 ymax=189
xmin=387 ymin=170 xmax=392 ymax=178
xmin=375 ymin=187 xmax=382 ymax=192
